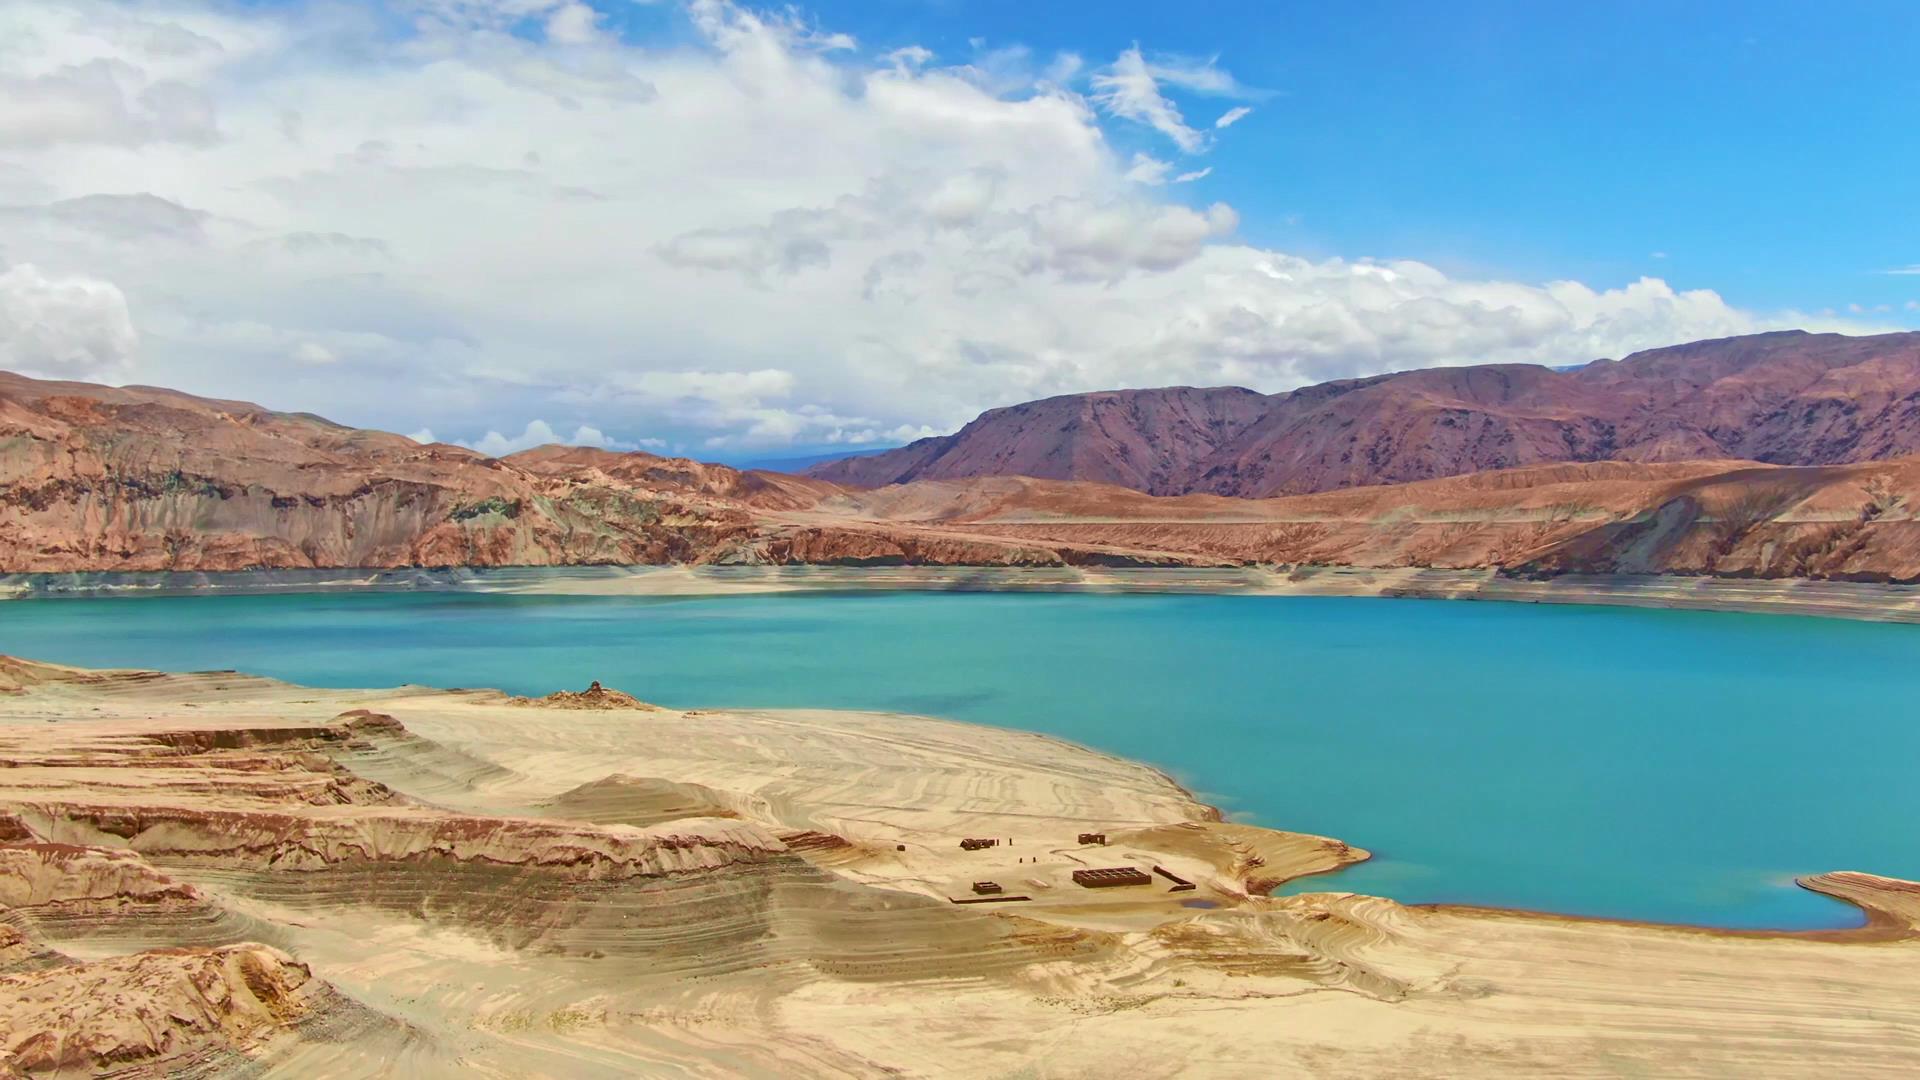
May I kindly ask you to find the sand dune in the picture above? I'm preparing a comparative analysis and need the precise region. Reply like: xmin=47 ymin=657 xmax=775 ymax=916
xmin=3 ymin=657 xmax=1919 ymax=1076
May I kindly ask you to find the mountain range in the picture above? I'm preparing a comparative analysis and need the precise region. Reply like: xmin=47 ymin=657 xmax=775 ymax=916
xmin=5 ymin=329 xmax=1920 ymax=582
xmin=810 ymin=330 xmax=1920 ymax=496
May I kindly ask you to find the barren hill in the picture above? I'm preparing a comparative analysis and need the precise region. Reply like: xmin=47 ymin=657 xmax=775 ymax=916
xmin=812 ymin=330 xmax=1920 ymax=497
xmin=8 ymin=364 xmax=1920 ymax=582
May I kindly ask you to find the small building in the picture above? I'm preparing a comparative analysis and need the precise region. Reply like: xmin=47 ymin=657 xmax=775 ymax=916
xmin=960 ymin=838 xmax=999 ymax=851
xmin=1077 ymin=832 xmax=1107 ymax=846
xmin=1072 ymin=867 xmax=1153 ymax=889
xmin=972 ymin=880 xmax=1003 ymax=895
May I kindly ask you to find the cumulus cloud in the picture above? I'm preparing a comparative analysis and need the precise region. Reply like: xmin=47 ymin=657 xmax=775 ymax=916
xmin=1025 ymin=198 xmax=1239 ymax=279
xmin=459 ymin=419 xmax=626 ymax=457
xmin=0 ymin=0 xmax=1886 ymax=455
xmin=543 ymin=2 xmax=600 ymax=45
xmin=0 ymin=263 xmax=137 ymax=381
xmin=0 ymin=63 xmax=218 ymax=148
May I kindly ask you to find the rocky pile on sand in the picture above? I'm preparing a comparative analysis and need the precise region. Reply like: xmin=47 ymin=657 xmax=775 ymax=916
xmin=509 ymin=681 xmax=659 ymax=710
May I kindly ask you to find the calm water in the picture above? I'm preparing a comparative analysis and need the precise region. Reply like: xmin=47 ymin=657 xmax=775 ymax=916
xmin=5 ymin=589 xmax=1916 ymax=930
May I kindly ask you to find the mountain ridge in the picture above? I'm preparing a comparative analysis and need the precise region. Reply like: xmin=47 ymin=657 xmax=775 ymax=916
xmin=810 ymin=330 xmax=1920 ymax=496
xmin=9 ymin=340 xmax=1920 ymax=583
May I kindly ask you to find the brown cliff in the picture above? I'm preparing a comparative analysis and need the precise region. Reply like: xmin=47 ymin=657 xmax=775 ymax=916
xmin=811 ymin=330 xmax=1920 ymax=497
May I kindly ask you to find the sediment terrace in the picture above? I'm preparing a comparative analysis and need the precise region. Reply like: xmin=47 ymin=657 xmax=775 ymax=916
xmin=3 ymin=656 xmax=1919 ymax=1076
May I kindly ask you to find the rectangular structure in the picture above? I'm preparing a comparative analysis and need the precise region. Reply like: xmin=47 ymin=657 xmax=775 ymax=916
xmin=1153 ymin=865 xmax=1197 ymax=892
xmin=1072 ymin=867 xmax=1153 ymax=889
xmin=1077 ymin=832 xmax=1107 ymax=845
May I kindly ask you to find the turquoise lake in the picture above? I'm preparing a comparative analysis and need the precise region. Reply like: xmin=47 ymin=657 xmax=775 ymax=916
xmin=5 ymin=589 xmax=1917 ymax=930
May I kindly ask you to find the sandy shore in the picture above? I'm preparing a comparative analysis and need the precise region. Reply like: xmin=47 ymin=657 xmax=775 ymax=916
xmin=11 ymin=564 xmax=1920 ymax=624
xmin=3 ymin=656 xmax=1920 ymax=1076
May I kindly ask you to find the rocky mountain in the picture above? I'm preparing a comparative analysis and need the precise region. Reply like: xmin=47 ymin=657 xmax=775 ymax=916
xmin=827 ymin=457 xmax=1920 ymax=583
xmin=0 ymin=371 xmax=796 ymax=572
xmin=811 ymin=330 xmax=1920 ymax=497
xmin=808 ymin=385 xmax=1273 ymax=493
xmin=0 ymin=371 xmax=1213 ymax=572
xmin=8 ymin=361 xmax=1920 ymax=582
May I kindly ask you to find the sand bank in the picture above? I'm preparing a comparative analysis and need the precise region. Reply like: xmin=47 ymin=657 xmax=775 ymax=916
xmin=2 ymin=656 xmax=1919 ymax=1076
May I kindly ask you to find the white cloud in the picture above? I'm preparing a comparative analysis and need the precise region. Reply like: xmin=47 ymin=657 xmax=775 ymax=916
xmin=1885 ymin=265 xmax=1920 ymax=276
xmin=543 ymin=2 xmax=600 ymax=45
xmin=0 ymin=0 xmax=1888 ymax=455
xmin=290 ymin=341 xmax=336 ymax=365
xmin=1214 ymin=106 xmax=1251 ymax=129
xmin=0 ymin=62 xmax=219 ymax=148
xmin=459 ymin=419 xmax=625 ymax=457
xmin=0 ymin=262 xmax=137 ymax=381
xmin=1123 ymin=152 xmax=1173 ymax=185
xmin=1090 ymin=46 xmax=1204 ymax=153
xmin=33 ymin=193 xmax=208 ymax=241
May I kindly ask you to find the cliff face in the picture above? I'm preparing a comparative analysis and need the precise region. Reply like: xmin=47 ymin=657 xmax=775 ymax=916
xmin=811 ymin=330 xmax=1920 ymax=497
xmin=0 ymin=373 xmax=769 ymax=572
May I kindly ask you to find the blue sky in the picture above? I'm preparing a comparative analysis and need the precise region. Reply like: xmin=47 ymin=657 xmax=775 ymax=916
xmin=3 ymin=0 xmax=1914 ymax=459
xmin=772 ymin=0 xmax=1920 ymax=319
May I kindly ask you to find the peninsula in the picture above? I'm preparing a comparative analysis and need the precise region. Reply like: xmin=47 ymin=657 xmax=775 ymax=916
xmin=3 ymin=656 xmax=1917 ymax=1076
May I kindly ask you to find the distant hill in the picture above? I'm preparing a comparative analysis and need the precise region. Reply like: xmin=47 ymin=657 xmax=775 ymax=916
xmin=736 ymin=447 xmax=899 ymax=473
xmin=809 ymin=330 xmax=1920 ymax=497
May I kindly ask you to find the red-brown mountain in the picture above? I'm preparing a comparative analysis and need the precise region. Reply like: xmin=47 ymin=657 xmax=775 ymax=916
xmin=809 ymin=330 xmax=1920 ymax=496
xmin=9 ymin=364 xmax=1920 ymax=583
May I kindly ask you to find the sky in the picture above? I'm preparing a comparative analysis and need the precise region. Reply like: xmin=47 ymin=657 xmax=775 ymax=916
xmin=1 ymin=0 xmax=1915 ymax=461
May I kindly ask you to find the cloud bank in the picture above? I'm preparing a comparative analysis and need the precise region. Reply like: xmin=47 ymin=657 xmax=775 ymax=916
xmin=0 ymin=0 xmax=1878 ymax=455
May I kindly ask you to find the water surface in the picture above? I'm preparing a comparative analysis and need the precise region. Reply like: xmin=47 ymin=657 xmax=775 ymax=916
xmin=6 ymin=589 xmax=1915 ymax=930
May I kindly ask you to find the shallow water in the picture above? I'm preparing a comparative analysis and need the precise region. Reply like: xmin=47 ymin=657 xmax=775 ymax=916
xmin=6 ymin=588 xmax=1916 ymax=930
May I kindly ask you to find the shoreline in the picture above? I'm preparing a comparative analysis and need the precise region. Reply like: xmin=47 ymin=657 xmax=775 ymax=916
xmin=9 ymin=563 xmax=1920 ymax=623
xmin=7 ymin=656 xmax=1920 ymax=1074
xmin=1 ymin=650 xmax=1909 ymax=939
xmin=1403 ymin=877 xmax=1908 ymax=944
